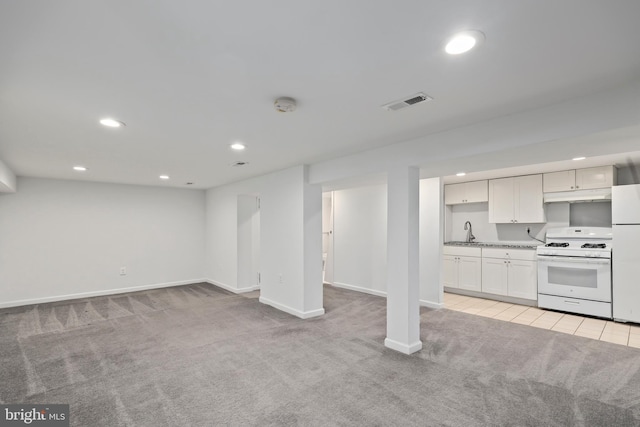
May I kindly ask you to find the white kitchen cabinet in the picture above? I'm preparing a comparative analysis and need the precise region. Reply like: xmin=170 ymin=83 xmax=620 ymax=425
xmin=543 ymin=166 xmax=616 ymax=193
xmin=576 ymin=166 xmax=616 ymax=190
xmin=444 ymin=180 xmax=488 ymax=205
xmin=488 ymin=174 xmax=544 ymax=223
xmin=543 ymin=170 xmax=576 ymax=192
xmin=481 ymin=257 xmax=508 ymax=295
xmin=442 ymin=246 xmax=482 ymax=292
xmin=507 ymin=259 xmax=537 ymax=300
xmin=481 ymin=248 xmax=537 ymax=299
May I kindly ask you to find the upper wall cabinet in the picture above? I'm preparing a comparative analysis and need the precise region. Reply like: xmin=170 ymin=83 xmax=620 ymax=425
xmin=488 ymin=174 xmax=545 ymax=223
xmin=444 ymin=180 xmax=488 ymax=205
xmin=543 ymin=166 xmax=617 ymax=193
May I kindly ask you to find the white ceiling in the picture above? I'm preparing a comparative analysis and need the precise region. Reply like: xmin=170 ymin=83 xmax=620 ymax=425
xmin=2 ymin=1 xmax=640 ymax=189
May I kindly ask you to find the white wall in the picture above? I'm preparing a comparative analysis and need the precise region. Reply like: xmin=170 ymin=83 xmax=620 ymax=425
xmin=0 ymin=177 xmax=206 ymax=307
xmin=0 ymin=159 xmax=16 ymax=193
xmin=447 ymin=202 xmax=569 ymax=243
xmin=446 ymin=200 xmax=614 ymax=243
xmin=331 ymin=179 xmax=444 ymax=307
xmin=205 ymin=166 xmax=323 ymax=318
xmin=205 ymin=179 xmax=257 ymax=289
xmin=332 ymin=184 xmax=388 ymax=296
xmin=237 ymin=195 xmax=259 ymax=290
xmin=617 ymin=165 xmax=640 ymax=185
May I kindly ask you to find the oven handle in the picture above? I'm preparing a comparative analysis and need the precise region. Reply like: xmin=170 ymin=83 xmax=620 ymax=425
xmin=537 ymin=255 xmax=611 ymax=265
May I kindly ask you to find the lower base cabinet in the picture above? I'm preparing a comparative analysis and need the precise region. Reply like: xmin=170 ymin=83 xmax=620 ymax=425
xmin=481 ymin=248 xmax=537 ymax=300
xmin=443 ymin=245 xmax=537 ymax=301
xmin=442 ymin=247 xmax=482 ymax=292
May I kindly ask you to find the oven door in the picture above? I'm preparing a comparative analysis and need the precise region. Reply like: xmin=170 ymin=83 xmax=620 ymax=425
xmin=537 ymin=255 xmax=612 ymax=302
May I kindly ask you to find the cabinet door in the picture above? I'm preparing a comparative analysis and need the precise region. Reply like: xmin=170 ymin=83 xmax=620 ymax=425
xmin=458 ymin=256 xmax=482 ymax=292
xmin=515 ymin=174 xmax=545 ymax=223
xmin=488 ymin=177 xmax=515 ymax=223
xmin=507 ymin=260 xmax=537 ymax=300
xmin=442 ymin=255 xmax=458 ymax=288
xmin=543 ymin=170 xmax=576 ymax=192
xmin=481 ymin=258 xmax=508 ymax=295
xmin=444 ymin=183 xmax=466 ymax=205
xmin=576 ymin=166 xmax=615 ymax=190
xmin=465 ymin=180 xmax=489 ymax=203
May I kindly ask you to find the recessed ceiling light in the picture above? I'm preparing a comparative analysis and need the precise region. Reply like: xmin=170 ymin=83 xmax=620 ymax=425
xmin=99 ymin=118 xmax=125 ymax=128
xmin=456 ymin=172 xmax=466 ymax=177
xmin=445 ymin=30 xmax=485 ymax=55
xmin=572 ymin=156 xmax=586 ymax=161
xmin=159 ymin=175 xmax=170 ymax=180
xmin=73 ymin=166 xmax=87 ymax=172
xmin=230 ymin=143 xmax=246 ymax=151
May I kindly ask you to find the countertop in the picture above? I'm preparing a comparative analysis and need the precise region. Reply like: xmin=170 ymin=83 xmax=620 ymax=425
xmin=444 ymin=241 xmax=541 ymax=249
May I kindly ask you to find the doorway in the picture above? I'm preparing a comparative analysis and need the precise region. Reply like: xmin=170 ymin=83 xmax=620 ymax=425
xmin=322 ymin=192 xmax=334 ymax=284
xmin=237 ymin=195 xmax=260 ymax=291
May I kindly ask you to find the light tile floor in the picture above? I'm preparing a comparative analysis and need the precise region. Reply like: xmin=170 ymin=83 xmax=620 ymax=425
xmin=444 ymin=292 xmax=640 ymax=348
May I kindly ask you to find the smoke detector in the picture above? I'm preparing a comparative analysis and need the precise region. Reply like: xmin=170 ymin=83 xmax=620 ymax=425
xmin=274 ymin=97 xmax=297 ymax=113
xmin=382 ymin=92 xmax=433 ymax=111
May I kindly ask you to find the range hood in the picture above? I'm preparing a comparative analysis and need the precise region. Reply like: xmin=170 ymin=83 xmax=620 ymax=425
xmin=543 ymin=188 xmax=612 ymax=203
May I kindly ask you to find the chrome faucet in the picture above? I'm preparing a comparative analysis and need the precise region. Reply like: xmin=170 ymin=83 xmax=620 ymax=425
xmin=464 ymin=221 xmax=476 ymax=243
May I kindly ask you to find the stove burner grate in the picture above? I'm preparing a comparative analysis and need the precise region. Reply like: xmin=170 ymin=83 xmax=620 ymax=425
xmin=581 ymin=243 xmax=607 ymax=249
xmin=545 ymin=242 xmax=569 ymax=247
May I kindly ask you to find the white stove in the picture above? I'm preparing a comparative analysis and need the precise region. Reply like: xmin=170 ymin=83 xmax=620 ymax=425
xmin=536 ymin=227 xmax=613 ymax=319
xmin=537 ymin=227 xmax=612 ymax=258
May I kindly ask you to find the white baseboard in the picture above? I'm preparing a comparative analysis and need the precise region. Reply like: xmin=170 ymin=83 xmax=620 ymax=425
xmin=331 ymin=283 xmax=442 ymax=310
xmin=206 ymin=279 xmax=259 ymax=294
xmin=384 ymin=338 xmax=423 ymax=355
xmin=332 ymin=282 xmax=387 ymax=298
xmin=0 ymin=279 xmax=208 ymax=309
xmin=258 ymin=296 xmax=325 ymax=319
xmin=420 ymin=299 xmax=444 ymax=309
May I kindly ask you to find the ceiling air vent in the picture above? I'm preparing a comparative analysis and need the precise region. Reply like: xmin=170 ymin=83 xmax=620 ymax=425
xmin=382 ymin=92 xmax=433 ymax=111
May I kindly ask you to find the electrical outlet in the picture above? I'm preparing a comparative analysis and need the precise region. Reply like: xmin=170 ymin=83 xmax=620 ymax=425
xmin=120 ymin=267 xmax=127 ymax=276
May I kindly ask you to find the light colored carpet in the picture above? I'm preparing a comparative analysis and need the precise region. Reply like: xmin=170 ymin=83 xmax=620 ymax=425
xmin=1 ymin=283 xmax=640 ymax=426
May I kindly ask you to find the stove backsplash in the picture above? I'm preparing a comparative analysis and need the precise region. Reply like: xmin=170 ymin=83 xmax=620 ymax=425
xmin=569 ymin=201 xmax=612 ymax=227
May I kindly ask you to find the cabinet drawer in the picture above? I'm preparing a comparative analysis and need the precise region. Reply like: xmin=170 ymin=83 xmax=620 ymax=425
xmin=443 ymin=246 xmax=481 ymax=257
xmin=481 ymin=248 xmax=536 ymax=261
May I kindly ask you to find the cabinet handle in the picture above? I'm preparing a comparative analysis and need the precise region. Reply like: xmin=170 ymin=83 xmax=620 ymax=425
xmin=576 ymin=186 xmax=580 ymax=189
xmin=571 ymin=186 xmax=574 ymax=189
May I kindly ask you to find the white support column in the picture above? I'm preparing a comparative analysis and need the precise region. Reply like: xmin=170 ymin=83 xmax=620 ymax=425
xmin=385 ymin=166 xmax=422 ymax=355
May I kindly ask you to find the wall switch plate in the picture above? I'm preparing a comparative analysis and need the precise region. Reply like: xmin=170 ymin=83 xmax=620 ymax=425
xmin=120 ymin=267 xmax=127 ymax=276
